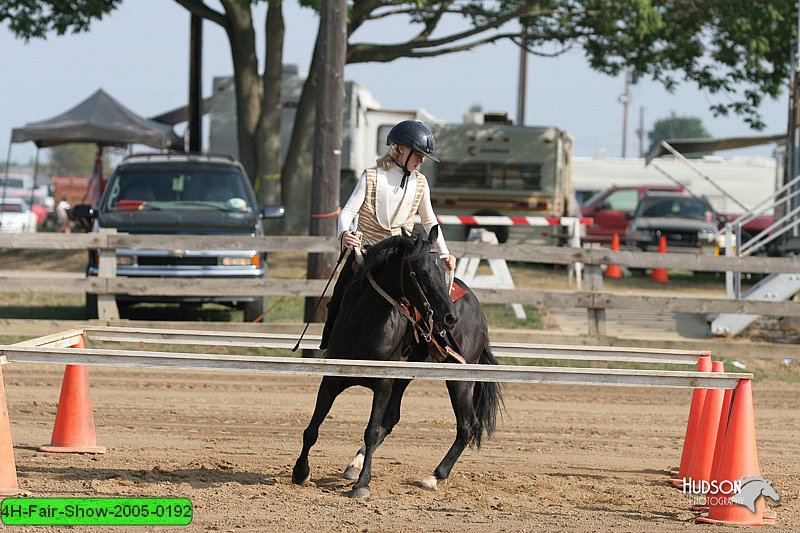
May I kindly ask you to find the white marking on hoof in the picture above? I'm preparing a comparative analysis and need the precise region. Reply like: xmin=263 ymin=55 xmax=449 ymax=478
xmin=348 ymin=486 xmax=370 ymax=500
xmin=342 ymin=452 xmax=364 ymax=480
xmin=416 ymin=475 xmax=438 ymax=491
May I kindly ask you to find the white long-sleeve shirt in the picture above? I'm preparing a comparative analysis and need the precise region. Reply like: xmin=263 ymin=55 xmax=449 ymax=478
xmin=338 ymin=165 xmax=449 ymax=255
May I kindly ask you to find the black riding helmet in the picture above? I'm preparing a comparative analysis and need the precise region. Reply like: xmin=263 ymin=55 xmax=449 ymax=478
xmin=386 ymin=120 xmax=440 ymax=163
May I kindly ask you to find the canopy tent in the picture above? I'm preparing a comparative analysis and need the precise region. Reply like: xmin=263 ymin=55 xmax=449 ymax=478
xmin=5 ymin=89 xmax=183 ymax=212
xmin=10 ymin=88 xmax=182 ymax=150
xmin=645 ymin=133 xmax=785 ymax=165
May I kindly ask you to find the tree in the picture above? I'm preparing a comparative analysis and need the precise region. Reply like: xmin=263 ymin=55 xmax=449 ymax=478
xmin=4 ymin=1 xmax=796 ymax=232
xmin=47 ymin=144 xmax=110 ymax=176
xmin=647 ymin=113 xmax=711 ymax=156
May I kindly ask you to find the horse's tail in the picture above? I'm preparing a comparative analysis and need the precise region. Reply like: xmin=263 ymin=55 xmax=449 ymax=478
xmin=471 ymin=343 xmax=504 ymax=449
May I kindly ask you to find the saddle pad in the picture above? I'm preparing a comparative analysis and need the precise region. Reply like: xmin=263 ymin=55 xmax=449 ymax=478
xmin=450 ymin=281 xmax=468 ymax=302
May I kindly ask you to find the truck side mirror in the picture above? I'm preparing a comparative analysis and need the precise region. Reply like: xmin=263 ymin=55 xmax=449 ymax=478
xmin=72 ymin=204 xmax=97 ymax=219
xmin=624 ymin=211 xmax=635 ymax=220
xmin=260 ymin=204 xmax=285 ymax=219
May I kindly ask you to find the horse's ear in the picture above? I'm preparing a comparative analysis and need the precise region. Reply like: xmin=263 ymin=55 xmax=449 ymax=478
xmin=427 ymin=224 xmax=439 ymax=245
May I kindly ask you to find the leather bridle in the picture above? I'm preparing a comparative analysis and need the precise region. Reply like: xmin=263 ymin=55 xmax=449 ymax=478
xmin=366 ymin=252 xmax=444 ymax=343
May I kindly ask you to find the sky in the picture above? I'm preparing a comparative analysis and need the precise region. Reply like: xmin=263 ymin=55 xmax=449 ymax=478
xmin=0 ymin=1 xmax=789 ymax=166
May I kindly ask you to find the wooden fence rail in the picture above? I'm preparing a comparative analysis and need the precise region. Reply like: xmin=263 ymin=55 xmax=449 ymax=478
xmin=4 ymin=232 xmax=800 ymax=272
xmin=2 ymin=233 xmax=800 ymax=335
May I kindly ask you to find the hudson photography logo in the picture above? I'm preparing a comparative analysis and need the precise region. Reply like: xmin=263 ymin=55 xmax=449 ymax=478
xmin=681 ymin=476 xmax=780 ymax=510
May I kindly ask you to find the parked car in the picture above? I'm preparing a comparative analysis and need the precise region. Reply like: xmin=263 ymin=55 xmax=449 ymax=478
xmin=0 ymin=198 xmax=38 ymax=233
xmin=72 ymin=153 xmax=284 ymax=321
xmin=580 ymin=184 xmax=684 ymax=244
xmin=624 ymin=191 xmax=722 ymax=253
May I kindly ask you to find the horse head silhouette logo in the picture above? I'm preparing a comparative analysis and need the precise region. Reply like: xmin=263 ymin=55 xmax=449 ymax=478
xmin=730 ymin=476 xmax=780 ymax=512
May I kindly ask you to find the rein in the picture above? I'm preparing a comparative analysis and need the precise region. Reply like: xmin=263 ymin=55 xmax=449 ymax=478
xmin=365 ymin=254 xmax=438 ymax=343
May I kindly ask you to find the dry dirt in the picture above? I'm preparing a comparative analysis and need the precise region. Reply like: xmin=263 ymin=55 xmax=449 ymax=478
xmin=3 ymin=363 xmax=797 ymax=532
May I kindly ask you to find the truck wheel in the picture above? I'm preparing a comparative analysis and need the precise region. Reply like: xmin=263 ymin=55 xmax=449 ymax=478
xmin=85 ymin=293 xmax=98 ymax=319
xmin=242 ymin=297 xmax=266 ymax=323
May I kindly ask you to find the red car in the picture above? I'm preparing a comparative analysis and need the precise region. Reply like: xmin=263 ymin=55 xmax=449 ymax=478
xmin=580 ymin=184 xmax=684 ymax=244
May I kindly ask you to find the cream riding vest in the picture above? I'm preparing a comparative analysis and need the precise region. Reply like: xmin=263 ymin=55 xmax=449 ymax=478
xmin=357 ymin=167 xmax=426 ymax=246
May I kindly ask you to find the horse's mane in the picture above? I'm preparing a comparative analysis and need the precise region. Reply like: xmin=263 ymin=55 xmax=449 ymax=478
xmin=356 ymin=232 xmax=431 ymax=288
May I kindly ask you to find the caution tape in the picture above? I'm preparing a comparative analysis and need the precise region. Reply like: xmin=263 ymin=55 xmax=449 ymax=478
xmin=414 ymin=215 xmax=593 ymax=226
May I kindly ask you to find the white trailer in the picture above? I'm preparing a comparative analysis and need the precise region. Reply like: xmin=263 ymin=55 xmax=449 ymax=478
xmin=208 ymin=68 xmax=575 ymax=243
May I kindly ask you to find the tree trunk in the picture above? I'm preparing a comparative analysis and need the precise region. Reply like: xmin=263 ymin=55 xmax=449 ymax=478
xmin=281 ymin=32 xmax=321 ymax=235
xmin=257 ymin=1 xmax=284 ymax=234
xmin=221 ymin=1 xmax=260 ymax=184
xmin=256 ymin=1 xmax=283 ymax=205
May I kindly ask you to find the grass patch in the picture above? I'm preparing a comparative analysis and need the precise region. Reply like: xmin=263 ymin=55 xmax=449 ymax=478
xmin=482 ymin=304 xmax=543 ymax=329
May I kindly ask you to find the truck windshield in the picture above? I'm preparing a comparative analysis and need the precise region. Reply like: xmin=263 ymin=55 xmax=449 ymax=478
xmin=637 ymin=197 xmax=711 ymax=221
xmin=103 ymin=165 xmax=254 ymax=213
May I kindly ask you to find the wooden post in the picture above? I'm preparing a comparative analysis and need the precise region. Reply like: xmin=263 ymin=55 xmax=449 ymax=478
xmin=188 ymin=14 xmax=203 ymax=153
xmin=584 ymin=265 xmax=606 ymax=338
xmin=305 ymin=0 xmax=347 ymax=327
xmin=96 ymin=229 xmax=119 ymax=320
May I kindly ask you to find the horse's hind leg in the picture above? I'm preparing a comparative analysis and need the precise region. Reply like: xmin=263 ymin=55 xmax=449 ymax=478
xmin=343 ymin=379 xmax=411 ymax=480
xmin=418 ymin=380 xmax=478 ymax=491
xmin=348 ymin=378 xmax=393 ymax=500
xmin=292 ymin=376 xmax=347 ymax=486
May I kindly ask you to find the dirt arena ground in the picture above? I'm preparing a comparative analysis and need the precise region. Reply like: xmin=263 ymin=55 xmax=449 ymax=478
xmin=2 ymin=361 xmax=797 ymax=532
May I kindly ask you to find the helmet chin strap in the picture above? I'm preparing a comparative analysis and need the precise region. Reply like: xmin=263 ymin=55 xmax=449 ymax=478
xmin=396 ymin=150 xmax=413 ymax=188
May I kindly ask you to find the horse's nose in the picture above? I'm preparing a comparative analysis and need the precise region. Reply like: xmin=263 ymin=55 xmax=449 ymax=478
xmin=443 ymin=313 xmax=458 ymax=330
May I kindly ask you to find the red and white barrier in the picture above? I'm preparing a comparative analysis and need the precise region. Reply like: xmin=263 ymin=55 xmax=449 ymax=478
xmin=416 ymin=215 xmax=593 ymax=226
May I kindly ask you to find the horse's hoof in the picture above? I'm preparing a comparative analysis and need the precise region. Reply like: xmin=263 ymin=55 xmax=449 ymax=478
xmin=342 ymin=465 xmax=361 ymax=480
xmin=415 ymin=475 xmax=438 ymax=491
xmin=292 ymin=470 xmax=311 ymax=486
xmin=342 ymin=452 xmax=364 ymax=480
xmin=347 ymin=486 xmax=370 ymax=500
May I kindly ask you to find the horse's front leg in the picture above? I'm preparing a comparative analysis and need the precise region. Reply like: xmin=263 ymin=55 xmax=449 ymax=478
xmin=418 ymin=380 xmax=478 ymax=491
xmin=347 ymin=378 xmax=393 ymax=499
xmin=343 ymin=379 xmax=412 ymax=480
xmin=292 ymin=376 xmax=347 ymax=486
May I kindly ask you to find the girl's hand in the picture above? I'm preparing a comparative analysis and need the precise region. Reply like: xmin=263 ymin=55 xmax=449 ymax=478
xmin=341 ymin=231 xmax=363 ymax=250
xmin=441 ymin=254 xmax=456 ymax=271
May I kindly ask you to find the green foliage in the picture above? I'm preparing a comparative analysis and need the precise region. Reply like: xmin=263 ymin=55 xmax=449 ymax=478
xmin=4 ymin=0 xmax=793 ymax=140
xmin=0 ymin=0 xmax=121 ymax=40
xmin=647 ymin=112 xmax=711 ymax=155
xmin=46 ymin=144 xmax=107 ymax=176
xmin=45 ymin=144 xmax=96 ymax=176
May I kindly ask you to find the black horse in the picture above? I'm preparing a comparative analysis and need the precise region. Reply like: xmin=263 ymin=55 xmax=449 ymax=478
xmin=292 ymin=226 xmax=502 ymax=499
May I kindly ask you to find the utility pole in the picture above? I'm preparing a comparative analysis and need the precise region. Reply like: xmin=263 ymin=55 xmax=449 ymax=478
xmin=516 ymin=37 xmax=528 ymax=126
xmin=188 ymin=14 xmax=202 ymax=153
xmin=305 ymin=0 xmax=347 ymax=335
xmin=619 ymin=67 xmax=632 ymax=158
xmin=636 ymin=106 xmax=645 ymax=158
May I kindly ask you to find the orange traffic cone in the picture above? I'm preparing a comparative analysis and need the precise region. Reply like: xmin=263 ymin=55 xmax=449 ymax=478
xmin=651 ymin=235 xmax=669 ymax=283
xmin=710 ymin=376 xmax=734 ymax=481
xmin=0 ymin=363 xmax=24 ymax=495
xmin=685 ymin=361 xmax=726 ymax=509
xmin=667 ymin=354 xmax=711 ymax=487
xmin=40 ymin=337 xmax=105 ymax=454
xmin=604 ymin=233 xmax=623 ymax=278
xmin=697 ymin=379 xmax=769 ymax=526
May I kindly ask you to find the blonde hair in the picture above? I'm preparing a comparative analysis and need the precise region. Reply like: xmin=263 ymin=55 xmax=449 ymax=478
xmin=376 ymin=143 xmax=401 ymax=170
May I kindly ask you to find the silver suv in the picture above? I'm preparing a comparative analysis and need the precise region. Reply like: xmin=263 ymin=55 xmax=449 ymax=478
xmin=74 ymin=153 xmax=283 ymax=321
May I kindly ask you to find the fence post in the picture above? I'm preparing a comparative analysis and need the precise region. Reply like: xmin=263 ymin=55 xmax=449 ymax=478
xmin=96 ymin=228 xmax=119 ymax=320
xmin=584 ymin=265 xmax=606 ymax=337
